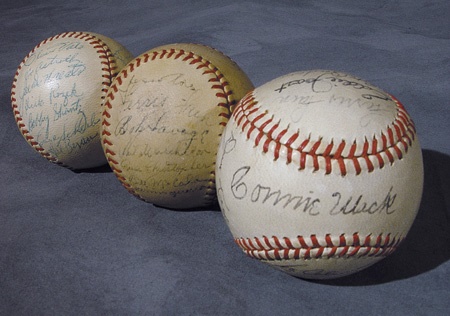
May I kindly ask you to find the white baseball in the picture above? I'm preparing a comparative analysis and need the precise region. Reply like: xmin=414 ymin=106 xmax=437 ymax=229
xmin=216 ymin=70 xmax=424 ymax=279
xmin=11 ymin=32 xmax=133 ymax=169
xmin=101 ymin=43 xmax=254 ymax=209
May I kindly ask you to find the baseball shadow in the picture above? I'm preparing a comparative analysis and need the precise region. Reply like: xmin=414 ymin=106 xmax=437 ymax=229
xmin=313 ymin=149 xmax=450 ymax=286
xmin=73 ymin=163 xmax=112 ymax=174
xmin=74 ymin=162 xmax=223 ymax=211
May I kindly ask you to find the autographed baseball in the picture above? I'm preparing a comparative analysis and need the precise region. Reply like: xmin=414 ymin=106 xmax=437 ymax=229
xmin=216 ymin=70 xmax=424 ymax=279
xmin=11 ymin=32 xmax=133 ymax=169
xmin=101 ymin=43 xmax=254 ymax=209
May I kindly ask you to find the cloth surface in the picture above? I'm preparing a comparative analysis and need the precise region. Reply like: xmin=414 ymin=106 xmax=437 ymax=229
xmin=1 ymin=0 xmax=449 ymax=315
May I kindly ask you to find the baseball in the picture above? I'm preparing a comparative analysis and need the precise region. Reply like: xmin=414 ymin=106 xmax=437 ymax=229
xmin=216 ymin=70 xmax=424 ymax=279
xmin=11 ymin=32 xmax=133 ymax=169
xmin=101 ymin=43 xmax=254 ymax=209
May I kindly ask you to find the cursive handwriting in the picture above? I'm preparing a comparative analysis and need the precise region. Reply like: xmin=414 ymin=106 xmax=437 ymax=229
xmin=111 ymin=71 xmax=222 ymax=199
xmin=43 ymin=110 xmax=100 ymax=155
xmin=38 ymin=53 xmax=82 ymax=70
xmin=230 ymin=166 xmax=320 ymax=215
xmin=23 ymin=96 xmax=45 ymax=111
xmin=28 ymin=111 xmax=50 ymax=139
xmin=274 ymin=71 xmax=389 ymax=101
xmin=50 ymin=82 xmax=84 ymax=121
xmin=19 ymin=68 xmax=41 ymax=100
xmin=329 ymin=186 xmax=397 ymax=216
xmin=24 ymin=41 xmax=84 ymax=67
xmin=218 ymin=132 xmax=237 ymax=169
xmin=42 ymin=61 xmax=86 ymax=83
xmin=19 ymin=44 xmax=86 ymax=101
xmin=17 ymin=38 xmax=104 ymax=160
xmin=121 ymin=158 xmax=212 ymax=198
xmin=114 ymin=112 xmax=203 ymax=155
xmin=273 ymin=94 xmax=324 ymax=106
xmin=157 ymin=73 xmax=198 ymax=92
xmin=228 ymin=165 xmax=398 ymax=217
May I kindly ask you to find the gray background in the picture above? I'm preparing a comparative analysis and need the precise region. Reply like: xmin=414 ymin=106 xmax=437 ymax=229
xmin=1 ymin=0 xmax=449 ymax=315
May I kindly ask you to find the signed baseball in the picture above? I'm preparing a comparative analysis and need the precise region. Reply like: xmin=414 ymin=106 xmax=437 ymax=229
xmin=101 ymin=43 xmax=254 ymax=209
xmin=216 ymin=70 xmax=424 ymax=279
xmin=11 ymin=32 xmax=133 ymax=169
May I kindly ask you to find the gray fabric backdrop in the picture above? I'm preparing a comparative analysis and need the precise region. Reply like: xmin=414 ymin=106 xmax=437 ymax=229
xmin=1 ymin=0 xmax=449 ymax=315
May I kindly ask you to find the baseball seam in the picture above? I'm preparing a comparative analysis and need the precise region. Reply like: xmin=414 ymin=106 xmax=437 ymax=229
xmin=10 ymin=31 xmax=116 ymax=168
xmin=101 ymin=48 xmax=233 ymax=204
xmin=235 ymin=233 xmax=403 ymax=261
xmin=232 ymin=92 xmax=416 ymax=176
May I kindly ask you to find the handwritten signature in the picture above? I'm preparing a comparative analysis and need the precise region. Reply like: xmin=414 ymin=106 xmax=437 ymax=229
xmin=228 ymin=165 xmax=397 ymax=216
xmin=24 ymin=41 xmax=85 ymax=67
xmin=120 ymin=158 xmax=211 ymax=198
xmin=19 ymin=54 xmax=86 ymax=103
xmin=41 ymin=110 xmax=100 ymax=156
xmin=274 ymin=71 xmax=389 ymax=101
xmin=50 ymin=82 xmax=84 ymax=121
xmin=231 ymin=166 xmax=320 ymax=216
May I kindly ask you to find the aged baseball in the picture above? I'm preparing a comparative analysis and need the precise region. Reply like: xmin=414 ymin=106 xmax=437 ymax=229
xmin=101 ymin=43 xmax=254 ymax=209
xmin=216 ymin=70 xmax=424 ymax=279
xmin=11 ymin=32 xmax=133 ymax=169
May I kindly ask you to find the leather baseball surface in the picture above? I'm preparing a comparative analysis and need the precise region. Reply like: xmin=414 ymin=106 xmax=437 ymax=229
xmin=101 ymin=43 xmax=254 ymax=209
xmin=11 ymin=32 xmax=133 ymax=169
xmin=215 ymin=70 xmax=424 ymax=279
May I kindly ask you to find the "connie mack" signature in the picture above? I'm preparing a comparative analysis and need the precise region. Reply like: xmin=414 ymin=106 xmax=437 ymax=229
xmin=230 ymin=166 xmax=397 ymax=216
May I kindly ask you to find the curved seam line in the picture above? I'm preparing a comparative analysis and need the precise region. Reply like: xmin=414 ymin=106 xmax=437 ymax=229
xmin=11 ymin=31 xmax=115 ymax=169
xmin=101 ymin=48 xmax=231 ymax=204
xmin=233 ymin=92 xmax=417 ymax=175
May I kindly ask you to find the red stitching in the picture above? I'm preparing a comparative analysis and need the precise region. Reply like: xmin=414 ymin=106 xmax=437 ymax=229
xmin=10 ymin=32 xmax=116 ymax=168
xmin=232 ymin=92 xmax=416 ymax=175
xmin=235 ymin=233 xmax=403 ymax=260
xmin=101 ymin=48 xmax=233 ymax=204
